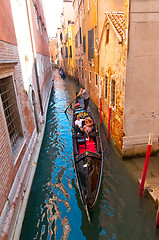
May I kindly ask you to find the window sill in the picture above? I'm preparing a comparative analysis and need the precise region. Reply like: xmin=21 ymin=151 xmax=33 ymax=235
xmin=13 ymin=137 xmax=26 ymax=166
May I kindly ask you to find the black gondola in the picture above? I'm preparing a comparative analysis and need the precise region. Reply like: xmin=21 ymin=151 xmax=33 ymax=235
xmin=59 ymin=69 xmax=66 ymax=78
xmin=72 ymin=96 xmax=103 ymax=222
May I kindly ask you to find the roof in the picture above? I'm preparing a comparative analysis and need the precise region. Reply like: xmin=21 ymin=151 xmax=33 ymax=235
xmin=106 ymin=12 xmax=125 ymax=41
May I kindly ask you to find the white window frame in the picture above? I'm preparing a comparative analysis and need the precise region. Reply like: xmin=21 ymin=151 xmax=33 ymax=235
xmin=104 ymin=74 xmax=108 ymax=101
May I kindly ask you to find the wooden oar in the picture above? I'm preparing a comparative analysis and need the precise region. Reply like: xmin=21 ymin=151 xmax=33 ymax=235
xmin=64 ymin=97 xmax=76 ymax=113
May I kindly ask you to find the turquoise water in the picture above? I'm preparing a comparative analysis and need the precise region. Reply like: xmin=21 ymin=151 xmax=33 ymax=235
xmin=20 ymin=70 xmax=159 ymax=240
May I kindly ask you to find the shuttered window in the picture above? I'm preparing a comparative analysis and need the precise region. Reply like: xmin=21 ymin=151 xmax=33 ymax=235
xmin=66 ymin=47 xmax=68 ymax=58
xmin=70 ymin=45 xmax=72 ymax=58
xmin=79 ymin=27 xmax=82 ymax=44
xmin=88 ymin=29 xmax=94 ymax=60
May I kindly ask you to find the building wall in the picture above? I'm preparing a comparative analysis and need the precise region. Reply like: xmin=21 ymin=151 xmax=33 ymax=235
xmin=49 ymin=38 xmax=57 ymax=64
xmin=99 ymin=13 xmax=126 ymax=149
xmin=83 ymin=0 xmax=97 ymax=102
xmin=98 ymin=0 xmax=124 ymax=38
xmin=0 ymin=0 xmax=17 ymax=45
xmin=123 ymin=0 xmax=159 ymax=156
xmin=65 ymin=24 xmax=75 ymax=78
xmin=0 ymin=0 xmax=52 ymax=238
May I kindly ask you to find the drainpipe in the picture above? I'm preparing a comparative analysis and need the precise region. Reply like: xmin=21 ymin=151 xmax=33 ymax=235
xmin=34 ymin=58 xmax=43 ymax=115
xmin=25 ymin=0 xmax=43 ymax=116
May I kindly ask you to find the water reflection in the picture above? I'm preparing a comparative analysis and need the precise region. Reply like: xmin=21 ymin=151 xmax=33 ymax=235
xmin=20 ymin=70 xmax=159 ymax=240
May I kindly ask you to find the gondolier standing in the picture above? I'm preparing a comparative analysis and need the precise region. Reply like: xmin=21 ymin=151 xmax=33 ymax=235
xmin=76 ymin=88 xmax=89 ymax=112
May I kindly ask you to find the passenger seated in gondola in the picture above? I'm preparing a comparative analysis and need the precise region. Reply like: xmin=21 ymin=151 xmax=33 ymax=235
xmin=74 ymin=115 xmax=85 ymax=135
xmin=83 ymin=117 xmax=93 ymax=141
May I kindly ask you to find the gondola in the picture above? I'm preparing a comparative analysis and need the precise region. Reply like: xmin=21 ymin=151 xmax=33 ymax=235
xmin=59 ymin=69 xmax=66 ymax=78
xmin=72 ymin=96 xmax=103 ymax=222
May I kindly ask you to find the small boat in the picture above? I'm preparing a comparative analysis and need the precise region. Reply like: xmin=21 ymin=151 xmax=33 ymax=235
xmin=72 ymin=96 xmax=103 ymax=222
xmin=59 ymin=69 xmax=66 ymax=78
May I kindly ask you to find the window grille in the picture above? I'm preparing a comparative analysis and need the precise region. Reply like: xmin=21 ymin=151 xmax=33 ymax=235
xmin=0 ymin=76 xmax=22 ymax=148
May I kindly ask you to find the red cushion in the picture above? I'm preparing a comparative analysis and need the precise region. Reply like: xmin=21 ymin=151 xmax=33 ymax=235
xmin=75 ymin=103 xmax=80 ymax=108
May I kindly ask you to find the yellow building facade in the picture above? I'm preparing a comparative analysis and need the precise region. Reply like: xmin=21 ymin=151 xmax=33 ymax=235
xmin=65 ymin=23 xmax=75 ymax=78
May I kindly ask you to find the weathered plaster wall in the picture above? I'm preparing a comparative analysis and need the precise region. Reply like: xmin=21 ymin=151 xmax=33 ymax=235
xmin=123 ymin=0 xmax=159 ymax=156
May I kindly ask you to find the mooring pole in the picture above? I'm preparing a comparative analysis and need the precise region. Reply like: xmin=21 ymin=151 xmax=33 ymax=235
xmin=99 ymin=97 xmax=102 ymax=123
xmin=156 ymin=202 xmax=159 ymax=228
xmin=139 ymin=135 xmax=152 ymax=197
xmin=107 ymin=106 xmax=111 ymax=141
xmin=99 ymin=76 xmax=102 ymax=123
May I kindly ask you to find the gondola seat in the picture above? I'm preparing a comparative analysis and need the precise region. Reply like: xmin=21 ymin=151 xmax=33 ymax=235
xmin=76 ymin=135 xmax=86 ymax=149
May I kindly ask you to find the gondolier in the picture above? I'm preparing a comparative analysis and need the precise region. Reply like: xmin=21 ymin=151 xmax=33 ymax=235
xmin=76 ymin=88 xmax=89 ymax=112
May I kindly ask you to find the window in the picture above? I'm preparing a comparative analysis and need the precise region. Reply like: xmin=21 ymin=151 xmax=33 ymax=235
xmin=75 ymin=33 xmax=78 ymax=48
xmin=83 ymin=36 xmax=86 ymax=53
xmin=83 ymin=0 xmax=85 ymax=18
xmin=61 ymin=48 xmax=63 ymax=56
xmin=106 ymin=28 xmax=110 ymax=44
xmin=95 ymin=73 xmax=98 ymax=86
xmin=0 ymin=76 xmax=23 ymax=150
xmin=105 ymin=75 xmax=108 ymax=99
xmin=111 ymin=78 xmax=116 ymax=107
xmin=39 ymin=20 xmax=42 ymax=36
xmin=66 ymin=47 xmax=68 ymax=58
xmin=70 ymin=45 xmax=72 ymax=58
xmin=89 ymin=71 xmax=91 ymax=82
xmin=79 ymin=27 xmax=82 ymax=44
xmin=85 ymin=69 xmax=87 ymax=83
xmin=82 ymin=60 xmax=84 ymax=79
xmin=69 ymin=30 xmax=72 ymax=39
xmin=88 ymin=29 xmax=94 ymax=60
xmin=34 ymin=7 xmax=39 ymax=31
xmin=60 ymin=33 xmax=63 ymax=41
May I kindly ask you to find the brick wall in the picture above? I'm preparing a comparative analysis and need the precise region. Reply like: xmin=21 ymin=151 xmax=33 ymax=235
xmin=0 ymin=40 xmax=36 ymax=215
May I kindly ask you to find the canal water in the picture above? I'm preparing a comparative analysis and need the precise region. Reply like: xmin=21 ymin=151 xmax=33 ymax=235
xmin=20 ymin=70 xmax=159 ymax=240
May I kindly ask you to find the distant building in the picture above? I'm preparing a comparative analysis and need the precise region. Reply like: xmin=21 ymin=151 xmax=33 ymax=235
xmin=56 ymin=0 xmax=74 ymax=72
xmin=57 ymin=0 xmax=159 ymax=157
xmin=0 ymin=0 xmax=52 ymax=238
xmin=65 ymin=23 xmax=75 ymax=78
xmin=49 ymin=37 xmax=57 ymax=65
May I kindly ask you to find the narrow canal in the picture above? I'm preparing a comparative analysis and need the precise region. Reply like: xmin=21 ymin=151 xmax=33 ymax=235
xmin=20 ymin=70 xmax=159 ymax=240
